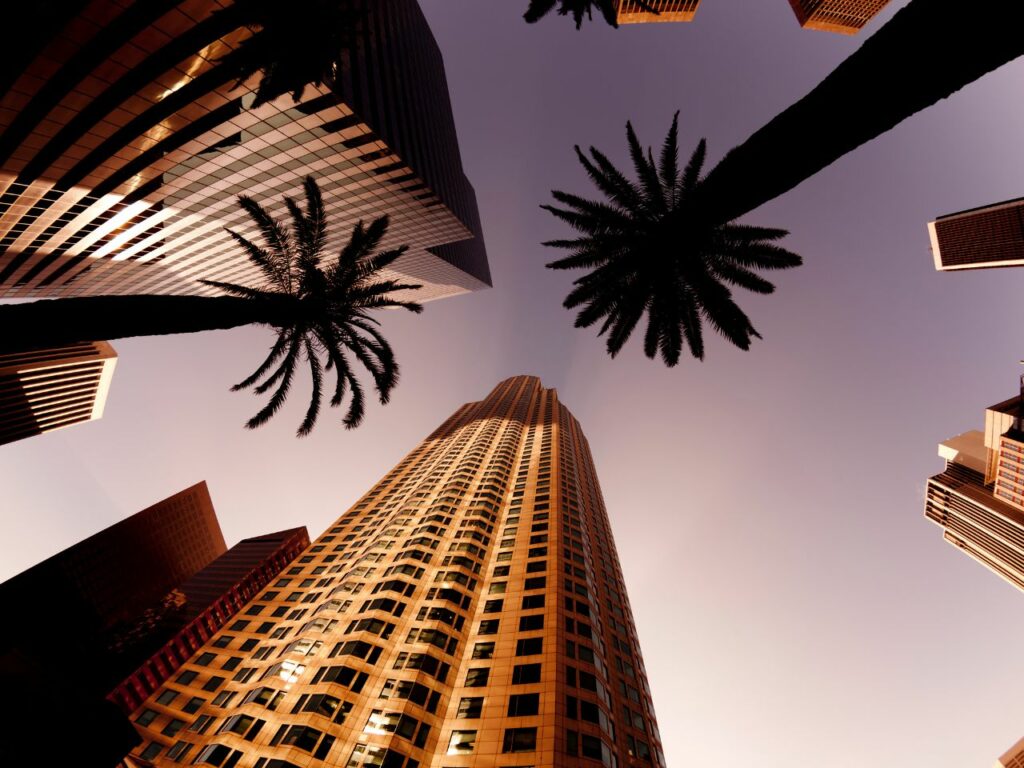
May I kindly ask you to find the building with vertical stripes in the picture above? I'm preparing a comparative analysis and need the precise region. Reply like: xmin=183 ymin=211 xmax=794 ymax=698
xmin=0 ymin=340 xmax=116 ymax=446
xmin=0 ymin=0 xmax=489 ymax=306
xmin=124 ymin=376 xmax=666 ymax=768
xmin=928 ymin=197 xmax=1024 ymax=271
xmin=925 ymin=392 xmax=1024 ymax=593
xmin=786 ymin=0 xmax=889 ymax=34
xmin=616 ymin=0 xmax=701 ymax=24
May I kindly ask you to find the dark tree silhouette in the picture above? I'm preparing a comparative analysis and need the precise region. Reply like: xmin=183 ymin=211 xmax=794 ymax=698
xmin=524 ymin=0 xmax=658 ymax=29
xmin=215 ymin=0 xmax=365 ymax=107
xmin=544 ymin=114 xmax=801 ymax=365
xmin=544 ymin=0 xmax=1024 ymax=363
xmin=0 ymin=177 xmax=423 ymax=435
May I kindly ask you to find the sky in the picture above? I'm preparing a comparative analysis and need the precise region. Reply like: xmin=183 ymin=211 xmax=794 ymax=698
xmin=3 ymin=1 xmax=1024 ymax=765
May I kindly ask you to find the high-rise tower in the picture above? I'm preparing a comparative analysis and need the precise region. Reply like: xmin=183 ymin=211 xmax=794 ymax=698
xmin=0 ymin=0 xmax=489 ymax=303
xmin=925 ymin=390 xmax=1024 ymax=592
xmin=928 ymin=197 xmax=1024 ymax=271
xmin=616 ymin=0 xmax=701 ymax=24
xmin=0 ymin=340 xmax=117 ymax=446
xmin=996 ymin=736 xmax=1024 ymax=768
xmin=125 ymin=376 xmax=666 ymax=767
xmin=787 ymin=0 xmax=890 ymax=34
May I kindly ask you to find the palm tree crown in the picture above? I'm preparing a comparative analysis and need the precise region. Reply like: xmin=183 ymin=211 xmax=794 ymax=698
xmin=217 ymin=0 xmax=364 ymax=107
xmin=524 ymin=0 xmax=618 ymax=28
xmin=204 ymin=176 xmax=423 ymax=435
xmin=542 ymin=114 xmax=801 ymax=365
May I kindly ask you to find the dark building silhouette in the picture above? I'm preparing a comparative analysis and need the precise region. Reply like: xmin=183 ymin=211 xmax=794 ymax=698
xmin=928 ymin=196 xmax=1024 ymax=271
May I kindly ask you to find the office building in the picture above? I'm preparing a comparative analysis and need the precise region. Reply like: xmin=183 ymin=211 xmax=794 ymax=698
xmin=787 ymin=0 xmax=889 ymax=33
xmin=0 ymin=0 xmax=489 ymax=304
xmin=0 ymin=340 xmax=116 ymax=446
xmin=925 ymin=389 xmax=1024 ymax=592
xmin=997 ymin=736 xmax=1024 ymax=768
xmin=125 ymin=376 xmax=666 ymax=767
xmin=110 ymin=527 xmax=311 ymax=715
xmin=928 ymin=196 xmax=1024 ymax=271
xmin=617 ymin=0 xmax=700 ymax=24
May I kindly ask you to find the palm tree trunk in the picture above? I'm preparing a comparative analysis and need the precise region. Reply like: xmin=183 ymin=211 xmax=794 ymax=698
xmin=700 ymin=0 xmax=1024 ymax=223
xmin=0 ymin=295 xmax=291 ymax=353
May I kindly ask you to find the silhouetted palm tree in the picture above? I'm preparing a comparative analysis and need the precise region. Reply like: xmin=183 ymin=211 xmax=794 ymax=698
xmin=524 ymin=0 xmax=658 ymax=29
xmin=0 ymin=177 xmax=423 ymax=435
xmin=544 ymin=0 xmax=1024 ymax=363
xmin=216 ymin=0 xmax=365 ymax=107
xmin=544 ymin=114 xmax=801 ymax=364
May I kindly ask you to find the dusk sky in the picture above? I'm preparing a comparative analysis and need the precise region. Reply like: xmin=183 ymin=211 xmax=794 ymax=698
xmin=4 ymin=1 xmax=1024 ymax=765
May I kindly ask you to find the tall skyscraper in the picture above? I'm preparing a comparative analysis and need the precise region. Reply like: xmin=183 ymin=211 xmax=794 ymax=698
xmin=997 ymin=737 xmax=1024 ymax=768
xmin=0 ymin=0 xmax=489 ymax=304
xmin=787 ymin=0 xmax=890 ymax=34
xmin=928 ymin=196 xmax=1024 ymax=271
xmin=0 ymin=340 xmax=117 ymax=446
xmin=925 ymin=389 xmax=1024 ymax=592
xmin=125 ymin=376 xmax=666 ymax=767
xmin=616 ymin=0 xmax=700 ymax=24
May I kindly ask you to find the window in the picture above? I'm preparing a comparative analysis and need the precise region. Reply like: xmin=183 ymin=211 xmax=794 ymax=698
xmin=222 ymin=657 xmax=242 ymax=672
xmin=502 ymin=727 xmax=537 ymax=753
xmin=522 ymin=594 xmax=545 ymax=610
xmin=508 ymin=693 xmax=540 ymax=717
xmin=194 ymin=744 xmax=235 ymax=766
xmin=492 ymin=565 xmax=510 ymax=577
xmin=456 ymin=697 xmax=483 ymax=718
xmin=471 ymin=642 xmax=495 ymax=660
xmin=483 ymin=599 xmax=503 ymax=613
xmin=488 ymin=582 xmax=507 ymax=594
xmin=519 ymin=614 xmax=544 ymax=631
xmin=183 ymin=697 xmax=205 ymax=714
xmin=478 ymin=619 xmax=499 ymax=635
xmin=228 ymin=620 xmax=249 ymax=632
xmin=524 ymin=576 xmax=546 ymax=590
xmin=447 ymin=730 xmax=477 ymax=755
xmin=161 ymin=719 xmax=185 ymax=737
xmin=212 ymin=636 xmax=232 ymax=649
xmin=512 ymin=664 xmax=541 ymax=684
xmin=202 ymin=676 xmax=226 ymax=692
xmin=156 ymin=690 xmax=178 ymax=706
xmin=526 ymin=560 xmax=547 ymax=573
xmin=135 ymin=709 xmax=158 ymax=726
xmin=465 ymin=668 xmax=490 ymax=687
xmin=278 ymin=724 xmax=322 ymax=752
xmin=516 ymin=637 xmax=543 ymax=656
xmin=189 ymin=715 xmax=215 ymax=734
xmin=140 ymin=743 xmax=162 ymax=761
xmin=218 ymin=714 xmax=255 ymax=735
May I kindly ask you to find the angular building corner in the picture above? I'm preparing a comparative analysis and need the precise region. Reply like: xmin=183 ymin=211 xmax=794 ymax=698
xmin=0 ymin=0 xmax=490 ymax=306
xmin=124 ymin=376 xmax=667 ymax=767
xmin=787 ymin=0 xmax=890 ymax=34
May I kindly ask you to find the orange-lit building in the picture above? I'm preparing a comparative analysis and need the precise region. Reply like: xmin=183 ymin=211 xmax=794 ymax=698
xmin=0 ymin=0 xmax=489 ymax=304
xmin=996 ymin=736 xmax=1024 ymax=768
xmin=125 ymin=376 xmax=666 ymax=767
xmin=926 ymin=388 xmax=1024 ymax=593
xmin=787 ymin=0 xmax=890 ymax=34
xmin=928 ymin=196 xmax=1024 ymax=271
xmin=0 ymin=340 xmax=116 ymax=445
xmin=617 ymin=0 xmax=700 ymax=24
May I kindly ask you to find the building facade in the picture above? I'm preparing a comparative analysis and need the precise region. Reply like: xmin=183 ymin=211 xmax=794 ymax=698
xmin=0 ymin=339 xmax=117 ymax=446
xmin=125 ymin=376 xmax=666 ymax=768
xmin=925 ymin=392 xmax=1024 ymax=592
xmin=110 ymin=527 xmax=312 ymax=716
xmin=997 ymin=736 xmax=1024 ymax=768
xmin=786 ymin=0 xmax=890 ymax=34
xmin=0 ymin=0 xmax=489 ymax=304
xmin=616 ymin=0 xmax=700 ymax=24
xmin=928 ymin=196 xmax=1024 ymax=271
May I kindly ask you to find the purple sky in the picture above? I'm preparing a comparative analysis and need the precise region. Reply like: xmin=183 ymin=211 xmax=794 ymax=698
xmin=4 ymin=1 xmax=1024 ymax=764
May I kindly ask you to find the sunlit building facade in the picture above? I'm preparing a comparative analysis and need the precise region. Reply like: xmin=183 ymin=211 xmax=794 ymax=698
xmin=996 ymin=736 xmax=1024 ymax=768
xmin=928 ymin=196 xmax=1024 ymax=271
xmin=616 ymin=0 xmax=700 ymax=24
xmin=0 ymin=0 xmax=489 ymax=304
xmin=0 ymin=340 xmax=116 ymax=446
xmin=925 ymin=392 xmax=1024 ymax=592
xmin=786 ymin=0 xmax=889 ymax=34
xmin=125 ymin=376 xmax=666 ymax=767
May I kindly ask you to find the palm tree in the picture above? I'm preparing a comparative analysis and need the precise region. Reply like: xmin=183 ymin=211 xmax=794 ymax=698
xmin=524 ymin=0 xmax=659 ymax=28
xmin=0 ymin=177 xmax=423 ymax=435
xmin=544 ymin=114 xmax=801 ymax=365
xmin=543 ymin=0 xmax=1024 ymax=363
xmin=214 ymin=0 xmax=366 ymax=107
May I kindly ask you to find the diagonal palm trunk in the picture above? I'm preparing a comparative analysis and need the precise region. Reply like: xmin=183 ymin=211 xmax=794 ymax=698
xmin=0 ymin=295 xmax=291 ymax=353
xmin=700 ymin=0 xmax=1024 ymax=223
